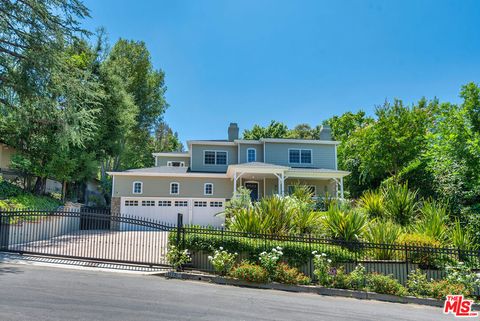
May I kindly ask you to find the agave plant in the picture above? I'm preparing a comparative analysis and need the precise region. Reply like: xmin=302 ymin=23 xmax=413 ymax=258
xmin=228 ymin=207 xmax=265 ymax=234
xmin=365 ymin=219 xmax=402 ymax=260
xmin=414 ymin=199 xmax=449 ymax=243
xmin=358 ymin=189 xmax=384 ymax=219
xmin=254 ymin=196 xmax=296 ymax=235
xmin=382 ymin=182 xmax=418 ymax=226
xmin=451 ymin=219 xmax=478 ymax=251
xmin=321 ymin=205 xmax=367 ymax=242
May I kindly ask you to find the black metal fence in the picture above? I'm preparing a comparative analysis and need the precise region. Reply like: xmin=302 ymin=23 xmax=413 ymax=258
xmin=0 ymin=209 xmax=176 ymax=267
xmin=176 ymin=223 xmax=480 ymax=292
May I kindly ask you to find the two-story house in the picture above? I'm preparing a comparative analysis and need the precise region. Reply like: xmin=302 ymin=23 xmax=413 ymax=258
xmin=108 ymin=123 xmax=349 ymax=226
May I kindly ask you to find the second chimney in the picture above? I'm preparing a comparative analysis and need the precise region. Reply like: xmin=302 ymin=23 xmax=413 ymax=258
xmin=228 ymin=123 xmax=239 ymax=141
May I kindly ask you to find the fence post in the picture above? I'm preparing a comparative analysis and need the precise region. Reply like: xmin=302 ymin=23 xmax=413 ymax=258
xmin=176 ymin=213 xmax=183 ymax=248
xmin=0 ymin=213 xmax=10 ymax=251
xmin=404 ymin=242 xmax=409 ymax=283
xmin=221 ymin=226 xmax=224 ymax=249
xmin=308 ymin=234 xmax=313 ymax=280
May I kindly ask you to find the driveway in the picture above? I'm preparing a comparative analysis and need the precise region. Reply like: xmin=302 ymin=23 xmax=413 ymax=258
xmin=0 ymin=263 xmax=451 ymax=321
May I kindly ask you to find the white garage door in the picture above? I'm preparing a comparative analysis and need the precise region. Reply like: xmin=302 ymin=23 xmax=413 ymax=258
xmin=120 ymin=197 xmax=225 ymax=230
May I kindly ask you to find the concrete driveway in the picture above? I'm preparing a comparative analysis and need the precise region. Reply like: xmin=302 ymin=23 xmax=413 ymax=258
xmin=0 ymin=263 xmax=451 ymax=321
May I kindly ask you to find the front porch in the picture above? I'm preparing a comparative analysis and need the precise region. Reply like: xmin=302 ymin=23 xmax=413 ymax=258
xmin=226 ymin=162 xmax=349 ymax=200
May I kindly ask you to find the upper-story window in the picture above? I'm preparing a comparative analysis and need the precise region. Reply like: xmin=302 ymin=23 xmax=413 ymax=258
xmin=204 ymin=183 xmax=213 ymax=195
xmin=247 ymin=148 xmax=256 ymax=162
xmin=167 ymin=161 xmax=185 ymax=167
xmin=289 ymin=149 xmax=312 ymax=164
xmin=132 ymin=181 xmax=143 ymax=194
xmin=170 ymin=182 xmax=179 ymax=195
xmin=204 ymin=150 xmax=227 ymax=165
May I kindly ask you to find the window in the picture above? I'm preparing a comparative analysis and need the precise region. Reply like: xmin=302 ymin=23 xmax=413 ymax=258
xmin=204 ymin=150 xmax=228 ymax=165
xmin=125 ymin=200 xmax=138 ymax=206
xmin=204 ymin=183 xmax=213 ymax=195
xmin=174 ymin=200 xmax=188 ymax=207
xmin=210 ymin=201 xmax=223 ymax=207
xmin=170 ymin=182 xmax=179 ymax=195
xmin=132 ymin=181 xmax=143 ymax=194
xmin=167 ymin=161 xmax=185 ymax=167
xmin=141 ymin=200 xmax=155 ymax=206
xmin=289 ymin=149 xmax=312 ymax=164
xmin=158 ymin=200 xmax=172 ymax=207
xmin=194 ymin=201 xmax=207 ymax=207
xmin=288 ymin=185 xmax=316 ymax=196
xmin=247 ymin=148 xmax=256 ymax=162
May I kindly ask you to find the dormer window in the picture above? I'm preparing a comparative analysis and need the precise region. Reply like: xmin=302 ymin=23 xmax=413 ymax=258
xmin=247 ymin=148 xmax=256 ymax=162
xmin=167 ymin=161 xmax=185 ymax=167
xmin=289 ymin=149 xmax=312 ymax=164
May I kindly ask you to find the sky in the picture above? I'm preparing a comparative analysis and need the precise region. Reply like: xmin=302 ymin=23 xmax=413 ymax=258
xmin=82 ymin=0 xmax=480 ymax=144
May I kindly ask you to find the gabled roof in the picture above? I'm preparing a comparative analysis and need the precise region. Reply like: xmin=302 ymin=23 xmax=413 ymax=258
xmin=152 ymin=152 xmax=189 ymax=157
xmin=107 ymin=166 xmax=228 ymax=178
xmin=124 ymin=166 xmax=188 ymax=174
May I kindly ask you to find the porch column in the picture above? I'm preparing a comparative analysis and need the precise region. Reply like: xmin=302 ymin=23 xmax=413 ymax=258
xmin=233 ymin=171 xmax=238 ymax=196
xmin=340 ymin=177 xmax=344 ymax=199
xmin=277 ymin=174 xmax=281 ymax=195
xmin=281 ymin=172 xmax=285 ymax=196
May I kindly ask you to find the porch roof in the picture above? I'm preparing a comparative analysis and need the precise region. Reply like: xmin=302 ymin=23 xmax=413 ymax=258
xmin=226 ymin=162 xmax=289 ymax=177
xmin=286 ymin=168 xmax=350 ymax=179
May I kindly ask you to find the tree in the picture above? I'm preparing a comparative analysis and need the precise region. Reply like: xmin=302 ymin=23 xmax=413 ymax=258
xmin=243 ymin=120 xmax=289 ymax=139
xmin=155 ymin=121 xmax=184 ymax=152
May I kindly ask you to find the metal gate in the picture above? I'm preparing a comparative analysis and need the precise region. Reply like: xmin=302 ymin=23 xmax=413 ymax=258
xmin=0 ymin=209 xmax=179 ymax=267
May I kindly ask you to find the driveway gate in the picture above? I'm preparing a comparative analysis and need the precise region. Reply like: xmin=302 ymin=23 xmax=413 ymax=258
xmin=0 ymin=209 xmax=180 ymax=267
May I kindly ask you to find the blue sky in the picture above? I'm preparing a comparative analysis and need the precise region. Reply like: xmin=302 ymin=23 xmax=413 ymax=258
xmin=82 ymin=0 xmax=480 ymax=143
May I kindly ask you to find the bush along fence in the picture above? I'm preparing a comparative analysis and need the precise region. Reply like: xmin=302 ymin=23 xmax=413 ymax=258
xmin=171 ymin=214 xmax=480 ymax=297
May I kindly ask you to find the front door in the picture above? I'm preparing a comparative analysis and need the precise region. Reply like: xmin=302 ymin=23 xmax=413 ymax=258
xmin=244 ymin=182 xmax=259 ymax=201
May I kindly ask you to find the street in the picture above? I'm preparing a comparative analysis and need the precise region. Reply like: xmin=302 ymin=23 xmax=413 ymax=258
xmin=0 ymin=263 xmax=450 ymax=321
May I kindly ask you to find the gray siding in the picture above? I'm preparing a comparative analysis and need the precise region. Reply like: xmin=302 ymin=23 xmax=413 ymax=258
xmin=114 ymin=176 xmax=233 ymax=198
xmin=190 ymin=144 xmax=238 ymax=173
xmin=156 ymin=156 xmax=190 ymax=167
xmin=238 ymin=143 xmax=264 ymax=163
xmin=264 ymin=142 xmax=336 ymax=169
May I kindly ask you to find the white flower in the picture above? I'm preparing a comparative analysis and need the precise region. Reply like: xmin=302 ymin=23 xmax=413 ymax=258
xmin=234 ymin=252 xmax=238 ymax=255
xmin=219 ymin=247 xmax=223 ymax=250
xmin=321 ymin=253 xmax=327 ymax=257
xmin=327 ymin=259 xmax=332 ymax=263
xmin=208 ymin=256 xmax=213 ymax=260
xmin=312 ymin=250 xmax=318 ymax=255
xmin=277 ymin=246 xmax=283 ymax=250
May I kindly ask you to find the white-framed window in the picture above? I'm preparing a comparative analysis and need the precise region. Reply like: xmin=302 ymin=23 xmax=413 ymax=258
xmin=288 ymin=149 xmax=312 ymax=164
xmin=210 ymin=201 xmax=223 ymax=207
xmin=125 ymin=200 xmax=138 ymax=206
xmin=132 ymin=181 xmax=143 ymax=194
xmin=194 ymin=201 xmax=207 ymax=207
xmin=158 ymin=200 xmax=172 ymax=207
xmin=204 ymin=183 xmax=213 ymax=195
xmin=141 ymin=200 xmax=155 ymax=206
xmin=174 ymin=200 xmax=188 ymax=207
xmin=170 ymin=182 xmax=179 ymax=195
xmin=247 ymin=148 xmax=256 ymax=162
xmin=204 ymin=150 xmax=228 ymax=165
xmin=167 ymin=161 xmax=185 ymax=167
xmin=287 ymin=185 xmax=316 ymax=196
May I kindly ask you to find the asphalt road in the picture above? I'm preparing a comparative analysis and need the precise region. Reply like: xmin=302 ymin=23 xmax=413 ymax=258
xmin=0 ymin=263 xmax=450 ymax=321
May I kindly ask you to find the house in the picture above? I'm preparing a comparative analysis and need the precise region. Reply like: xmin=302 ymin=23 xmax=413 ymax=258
xmin=108 ymin=123 xmax=350 ymax=227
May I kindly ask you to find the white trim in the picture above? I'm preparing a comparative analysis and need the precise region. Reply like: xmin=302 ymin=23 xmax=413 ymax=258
xmin=334 ymin=145 xmax=338 ymax=170
xmin=204 ymin=183 xmax=214 ymax=196
xmin=167 ymin=161 xmax=185 ymax=167
xmin=170 ymin=182 xmax=180 ymax=195
xmin=246 ymin=148 xmax=256 ymax=162
xmin=188 ymin=141 xmax=236 ymax=146
xmin=155 ymin=156 xmax=158 ymax=167
xmin=132 ymin=181 xmax=143 ymax=194
xmin=111 ymin=176 xmax=115 ymax=197
xmin=237 ymin=144 xmax=240 ymax=164
xmin=260 ymin=138 xmax=340 ymax=145
xmin=234 ymin=140 xmax=262 ymax=144
xmin=108 ymin=172 xmax=229 ymax=178
xmin=152 ymin=152 xmax=190 ymax=157
xmin=203 ymin=150 xmax=228 ymax=166
xmin=288 ymin=148 xmax=313 ymax=165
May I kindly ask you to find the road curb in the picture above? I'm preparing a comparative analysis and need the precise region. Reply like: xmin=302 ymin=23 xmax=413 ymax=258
xmin=161 ymin=271 xmax=468 ymax=309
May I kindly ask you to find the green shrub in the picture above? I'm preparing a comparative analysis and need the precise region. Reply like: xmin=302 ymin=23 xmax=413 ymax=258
xmin=259 ymin=247 xmax=283 ymax=281
xmin=428 ymin=280 xmax=469 ymax=300
xmin=382 ymin=182 xmax=418 ymax=226
xmin=275 ymin=263 xmax=311 ymax=285
xmin=400 ymin=232 xmax=441 ymax=268
xmin=445 ymin=262 xmax=480 ymax=294
xmin=166 ymin=245 xmax=191 ymax=271
xmin=366 ymin=273 xmax=407 ymax=296
xmin=406 ymin=269 xmax=430 ymax=297
xmin=321 ymin=205 xmax=367 ymax=242
xmin=358 ymin=190 xmax=384 ymax=219
xmin=365 ymin=219 xmax=402 ymax=260
xmin=451 ymin=219 xmax=478 ymax=253
xmin=332 ymin=264 xmax=367 ymax=290
xmin=208 ymin=247 xmax=237 ymax=276
xmin=312 ymin=251 xmax=333 ymax=286
xmin=0 ymin=178 xmax=23 ymax=198
xmin=230 ymin=261 xmax=269 ymax=283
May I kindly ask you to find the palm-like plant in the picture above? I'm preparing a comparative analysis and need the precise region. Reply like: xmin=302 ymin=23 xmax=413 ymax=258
xmin=365 ymin=219 xmax=402 ymax=260
xmin=382 ymin=182 xmax=418 ymax=226
xmin=358 ymin=189 xmax=384 ymax=219
xmin=321 ymin=205 xmax=367 ymax=242
xmin=451 ymin=219 xmax=478 ymax=251
xmin=414 ymin=199 xmax=449 ymax=243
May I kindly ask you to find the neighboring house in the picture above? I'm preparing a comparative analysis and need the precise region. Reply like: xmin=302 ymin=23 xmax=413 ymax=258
xmin=108 ymin=123 xmax=350 ymax=227
xmin=0 ymin=143 xmax=62 ymax=193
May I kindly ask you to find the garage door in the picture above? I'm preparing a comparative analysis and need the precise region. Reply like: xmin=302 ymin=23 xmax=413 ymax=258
xmin=120 ymin=198 xmax=225 ymax=230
